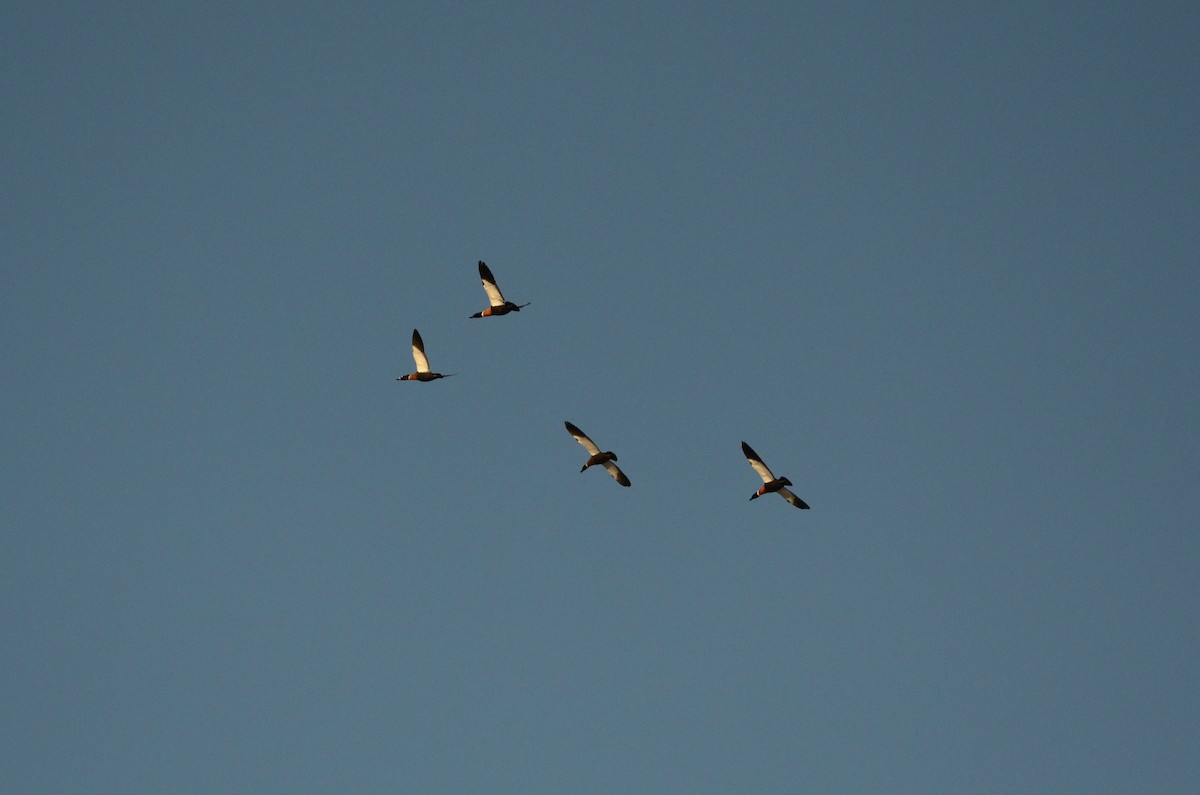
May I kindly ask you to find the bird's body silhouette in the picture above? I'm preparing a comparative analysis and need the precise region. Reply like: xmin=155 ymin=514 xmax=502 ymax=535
xmin=565 ymin=421 xmax=631 ymax=487
xmin=470 ymin=261 xmax=530 ymax=318
xmin=396 ymin=329 xmax=455 ymax=381
xmin=742 ymin=441 xmax=809 ymax=509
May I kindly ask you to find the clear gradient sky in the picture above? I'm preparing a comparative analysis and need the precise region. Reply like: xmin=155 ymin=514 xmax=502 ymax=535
xmin=3 ymin=2 xmax=1198 ymax=792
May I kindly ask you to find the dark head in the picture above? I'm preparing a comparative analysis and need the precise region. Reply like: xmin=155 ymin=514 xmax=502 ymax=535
xmin=781 ymin=476 xmax=793 ymax=487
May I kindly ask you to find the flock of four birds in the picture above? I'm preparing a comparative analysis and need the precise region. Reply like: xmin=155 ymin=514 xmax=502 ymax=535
xmin=397 ymin=261 xmax=810 ymax=511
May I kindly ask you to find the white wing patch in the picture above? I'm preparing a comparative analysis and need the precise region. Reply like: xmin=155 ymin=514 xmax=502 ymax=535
xmin=567 ymin=423 xmax=601 ymax=455
xmin=742 ymin=442 xmax=777 ymax=483
xmin=483 ymin=279 xmax=505 ymax=306
xmin=602 ymin=460 xmax=631 ymax=486
xmin=411 ymin=332 xmax=431 ymax=373
xmin=746 ymin=455 xmax=775 ymax=483
xmin=779 ymin=487 xmax=809 ymax=509
xmin=481 ymin=271 xmax=506 ymax=306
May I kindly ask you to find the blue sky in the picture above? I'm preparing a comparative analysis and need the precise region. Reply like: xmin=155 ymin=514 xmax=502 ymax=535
xmin=3 ymin=2 xmax=1198 ymax=792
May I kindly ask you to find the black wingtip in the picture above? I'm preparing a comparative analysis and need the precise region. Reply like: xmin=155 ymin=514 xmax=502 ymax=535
xmin=741 ymin=441 xmax=756 ymax=458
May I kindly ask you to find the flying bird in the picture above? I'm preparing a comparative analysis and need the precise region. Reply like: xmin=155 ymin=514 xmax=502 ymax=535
xmin=565 ymin=421 xmax=631 ymax=487
xmin=741 ymin=441 xmax=809 ymax=509
xmin=396 ymin=329 xmax=455 ymax=381
xmin=470 ymin=260 xmax=530 ymax=317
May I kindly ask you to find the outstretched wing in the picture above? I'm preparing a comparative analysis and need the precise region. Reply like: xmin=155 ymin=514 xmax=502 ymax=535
xmin=478 ymin=261 xmax=506 ymax=307
xmin=778 ymin=487 xmax=810 ymax=510
xmin=602 ymin=460 xmax=631 ymax=487
xmin=741 ymin=441 xmax=776 ymax=483
xmin=565 ymin=421 xmax=601 ymax=455
xmin=411 ymin=329 xmax=431 ymax=373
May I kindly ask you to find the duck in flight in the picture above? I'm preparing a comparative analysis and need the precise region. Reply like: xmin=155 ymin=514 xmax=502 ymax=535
xmin=396 ymin=329 xmax=455 ymax=381
xmin=565 ymin=421 xmax=631 ymax=487
xmin=470 ymin=260 xmax=530 ymax=318
xmin=741 ymin=441 xmax=809 ymax=509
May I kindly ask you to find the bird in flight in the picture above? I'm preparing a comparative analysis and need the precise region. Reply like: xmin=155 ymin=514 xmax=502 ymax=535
xmin=396 ymin=329 xmax=455 ymax=382
xmin=741 ymin=441 xmax=809 ymax=509
xmin=470 ymin=261 xmax=530 ymax=318
xmin=565 ymin=421 xmax=631 ymax=487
